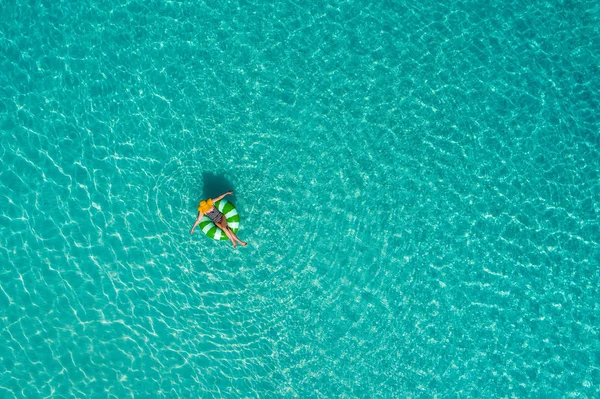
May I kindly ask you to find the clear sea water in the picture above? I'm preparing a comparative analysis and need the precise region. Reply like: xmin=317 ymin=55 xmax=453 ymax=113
xmin=1 ymin=0 xmax=599 ymax=397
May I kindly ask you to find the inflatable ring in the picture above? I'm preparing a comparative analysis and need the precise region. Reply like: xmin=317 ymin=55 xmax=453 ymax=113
xmin=199 ymin=199 xmax=240 ymax=240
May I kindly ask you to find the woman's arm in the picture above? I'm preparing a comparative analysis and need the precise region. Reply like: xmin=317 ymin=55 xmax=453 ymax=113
xmin=190 ymin=212 xmax=204 ymax=234
xmin=213 ymin=190 xmax=234 ymax=202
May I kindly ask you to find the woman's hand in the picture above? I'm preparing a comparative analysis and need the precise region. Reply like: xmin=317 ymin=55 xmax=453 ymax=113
xmin=191 ymin=213 xmax=202 ymax=235
xmin=217 ymin=190 xmax=234 ymax=200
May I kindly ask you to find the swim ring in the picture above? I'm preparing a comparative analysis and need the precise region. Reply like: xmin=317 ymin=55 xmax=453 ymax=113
xmin=199 ymin=199 xmax=240 ymax=240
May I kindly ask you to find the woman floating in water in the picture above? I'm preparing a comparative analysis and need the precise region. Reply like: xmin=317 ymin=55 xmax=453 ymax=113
xmin=190 ymin=190 xmax=248 ymax=248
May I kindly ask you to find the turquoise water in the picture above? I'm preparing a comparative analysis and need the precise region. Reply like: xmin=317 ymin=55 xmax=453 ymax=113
xmin=1 ymin=0 xmax=599 ymax=397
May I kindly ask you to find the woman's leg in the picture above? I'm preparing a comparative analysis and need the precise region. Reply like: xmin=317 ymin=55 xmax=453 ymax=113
xmin=221 ymin=226 xmax=237 ymax=248
xmin=228 ymin=227 xmax=247 ymax=246
xmin=217 ymin=218 xmax=246 ymax=247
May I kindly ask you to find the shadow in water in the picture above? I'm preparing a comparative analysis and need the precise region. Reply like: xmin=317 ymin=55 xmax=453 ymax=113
xmin=200 ymin=172 xmax=237 ymax=203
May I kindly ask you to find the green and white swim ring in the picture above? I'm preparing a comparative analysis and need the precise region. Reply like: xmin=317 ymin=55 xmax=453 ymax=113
xmin=200 ymin=199 xmax=240 ymax=240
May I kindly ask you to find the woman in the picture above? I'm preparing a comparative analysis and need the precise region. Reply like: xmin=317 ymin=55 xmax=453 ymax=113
xmin=190 ymin=190 xmax=247 ymax=248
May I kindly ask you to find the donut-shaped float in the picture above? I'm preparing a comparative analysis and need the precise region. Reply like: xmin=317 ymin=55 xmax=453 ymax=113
xmin=199 ymin=199 xmax=240 ymax=240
